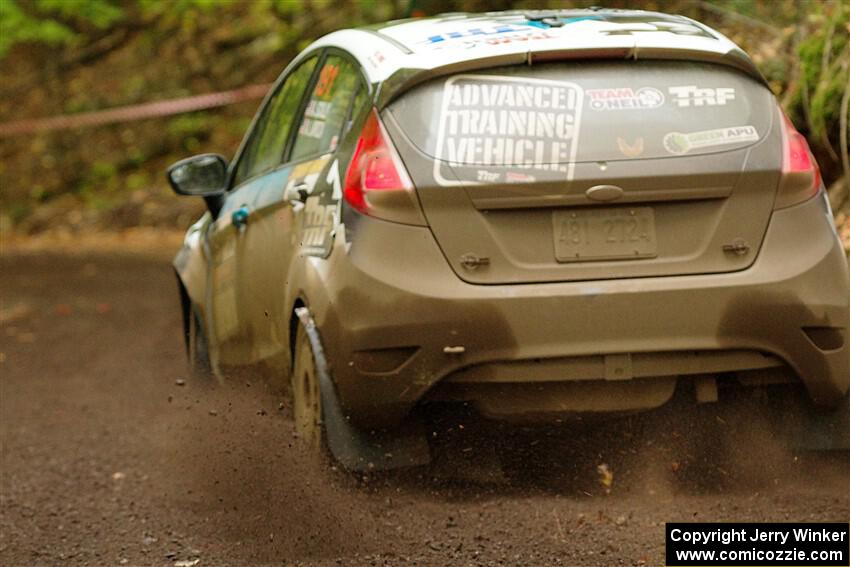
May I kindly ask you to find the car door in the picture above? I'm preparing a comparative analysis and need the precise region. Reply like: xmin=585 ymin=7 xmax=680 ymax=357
xmin=206 ymin=55 xmax=319 ymax=367
xmin=237 ymin=52 xmax=366 ymax=366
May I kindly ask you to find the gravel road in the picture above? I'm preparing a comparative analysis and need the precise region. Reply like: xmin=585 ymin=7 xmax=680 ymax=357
xmin=1 ymin=251 xmax=847 ymax=567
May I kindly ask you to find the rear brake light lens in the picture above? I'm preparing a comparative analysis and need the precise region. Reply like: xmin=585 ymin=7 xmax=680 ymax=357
xmin=775 ymin=109 xmax=822 ymax=209
xmin=343 ymin=109 xmax=425 ymax=225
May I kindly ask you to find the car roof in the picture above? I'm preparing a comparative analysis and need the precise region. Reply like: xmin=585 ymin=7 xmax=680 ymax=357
xmin=305 ymin=9 xmax=765 ymax=107
xmin=372 ymin=9 xmax=718 ymax=52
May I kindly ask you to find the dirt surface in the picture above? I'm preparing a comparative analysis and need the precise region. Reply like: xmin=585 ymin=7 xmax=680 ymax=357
xmin=1 ymin=251 xmax=848 ymax=567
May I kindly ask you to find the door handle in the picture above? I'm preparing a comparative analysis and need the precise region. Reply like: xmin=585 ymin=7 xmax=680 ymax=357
xmin=231 ymin=205 xmax=250 ymax=230
xmin=289 ymin=182 xmax=310 ymax=203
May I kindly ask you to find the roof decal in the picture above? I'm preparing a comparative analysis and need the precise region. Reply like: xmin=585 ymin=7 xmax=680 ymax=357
xmin=524 ymin=16 xmax=603 ymax=29
xmin=381 ymin=12 xmax=715 ymax=53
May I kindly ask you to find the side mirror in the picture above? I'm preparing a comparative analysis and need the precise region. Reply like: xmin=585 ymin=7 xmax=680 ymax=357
xmin=167 ymin=154 xmax=227 ymax=196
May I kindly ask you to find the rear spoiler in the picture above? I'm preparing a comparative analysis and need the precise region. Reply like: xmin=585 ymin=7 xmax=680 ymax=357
xmin=375 ymin=39 xmax=767 ymax=109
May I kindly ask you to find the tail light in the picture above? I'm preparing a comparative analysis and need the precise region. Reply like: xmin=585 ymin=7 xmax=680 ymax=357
xmin=774 ymin=108 xmax=822 ymax=209
xmin=343 ymin=108 xmax=426 ymax=225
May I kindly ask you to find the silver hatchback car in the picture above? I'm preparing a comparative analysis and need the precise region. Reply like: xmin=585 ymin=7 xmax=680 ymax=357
xmin=168 ymin=9 xmax=850 ymax=470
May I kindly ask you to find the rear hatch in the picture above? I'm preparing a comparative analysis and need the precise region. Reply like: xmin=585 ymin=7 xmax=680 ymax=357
xmin=384 ymin=60 xmax=781 ymax=284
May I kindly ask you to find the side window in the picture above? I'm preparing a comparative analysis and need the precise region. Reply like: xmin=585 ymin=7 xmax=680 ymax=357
xmin=289 ymin=55 xmax=361 ymax=162
xmin=232 ymin=57 xmax=318 ymax=187
xmin=346 ymin=84 xmax=369 ymax=135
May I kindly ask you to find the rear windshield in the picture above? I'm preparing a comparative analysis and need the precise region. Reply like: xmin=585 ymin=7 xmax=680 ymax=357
xmin=387 ymin=60 xmax=773 ymax=173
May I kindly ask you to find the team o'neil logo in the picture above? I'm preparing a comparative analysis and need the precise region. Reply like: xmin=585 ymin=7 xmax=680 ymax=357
xmin=586 ymin=87 xmax=665 ymax=111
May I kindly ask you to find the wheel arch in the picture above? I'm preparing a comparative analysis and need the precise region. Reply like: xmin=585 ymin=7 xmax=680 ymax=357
xmin=292 ymin=303 xmax=430 ymax=471
xmin=283 ymin=248 xmax=338 ymax=373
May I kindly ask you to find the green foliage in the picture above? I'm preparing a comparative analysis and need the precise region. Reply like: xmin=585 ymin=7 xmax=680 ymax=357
xmin=7 ymin=202 xmax=31 ymax=223
xmin=137 ymin=0 xmax=237 ymax=21
xmin=166 ymin=112 xmax=210 ymax=138
xmin=167 ymin=111 xmax=213 ymax=153
xmin=2 ymin=0 xmax=848 ymax=232
xmin=1 ymin=0 xmax=402 ymax=59
xmin=125 ymin=171 xmax=150 ymax=191
xmin=0 ymin=0 xmax=124 ymax=56
xmin=789 ymin=2 xmax=848 ymax=151
xmin=0 ymin=0 xmax=75 ymax=57
xmin=90 ymin=160 xmax=117 ymax=180
xmin=73 ymin=159 xmax=119 ymax=197
xmin=35 ymin=0 xmax=124 ymax=28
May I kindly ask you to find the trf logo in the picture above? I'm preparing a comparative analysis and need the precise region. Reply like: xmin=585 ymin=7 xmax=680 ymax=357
xmin=669 ymin=85 xmax=735 ymax=107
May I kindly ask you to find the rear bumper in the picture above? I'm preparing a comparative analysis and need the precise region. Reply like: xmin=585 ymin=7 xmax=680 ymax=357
xmin=317 ymin=193 xmax=849 ymax=427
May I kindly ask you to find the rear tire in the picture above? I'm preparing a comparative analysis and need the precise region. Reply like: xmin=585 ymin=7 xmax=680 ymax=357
xmin=291 ymin=324 xmax=324 ymax=451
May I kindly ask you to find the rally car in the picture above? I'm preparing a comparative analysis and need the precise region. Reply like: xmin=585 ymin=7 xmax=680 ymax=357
xmin=168 ymin=9 xmax=850 ymax=470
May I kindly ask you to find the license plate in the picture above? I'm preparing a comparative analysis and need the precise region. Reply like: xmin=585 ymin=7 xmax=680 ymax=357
xmin=553 ymin=207 xmax=657 ymax=262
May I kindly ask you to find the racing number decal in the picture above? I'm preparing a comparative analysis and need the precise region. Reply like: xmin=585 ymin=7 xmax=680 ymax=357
xmin=326 ymin=158 xmax=342 ymax=201
xmin=314 ymin=64 xmax=339 ymax=98
xmin=294 ymin=157 xmax=340 ymax=257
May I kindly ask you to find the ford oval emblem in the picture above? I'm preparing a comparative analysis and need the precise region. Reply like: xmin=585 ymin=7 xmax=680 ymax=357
xmin=585 ymin=184 xmax=625 ymax=202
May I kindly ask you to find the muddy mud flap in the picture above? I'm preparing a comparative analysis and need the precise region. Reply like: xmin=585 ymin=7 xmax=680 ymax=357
xmin=793 ymin=393 xmax=850 ymax=451
xmin=295 ymin=307 xmax=431 ymax=471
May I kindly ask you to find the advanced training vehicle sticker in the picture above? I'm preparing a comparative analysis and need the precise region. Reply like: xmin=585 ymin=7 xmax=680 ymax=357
xmin=433 ymin=74 xmax=584 ymax=186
